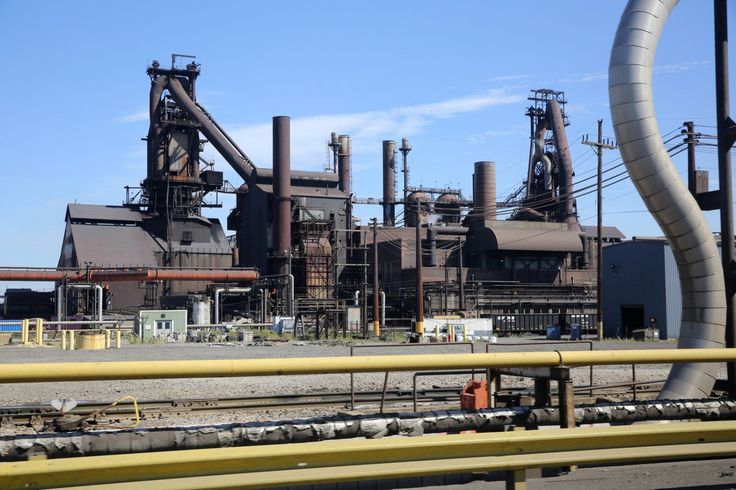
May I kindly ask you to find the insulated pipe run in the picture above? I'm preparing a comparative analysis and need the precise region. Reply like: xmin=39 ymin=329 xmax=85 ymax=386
xmin=609 ymin=0 xmax=726 ymax=399
xmin=354 ymin=290 xmax=360 ymax=306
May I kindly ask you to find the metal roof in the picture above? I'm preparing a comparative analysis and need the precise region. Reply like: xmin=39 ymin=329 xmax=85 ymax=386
xmin=580 ymin=225 xmax=625 ymax=240
xmin=69 ymin=224 xmax=161 ymax=267
xmin=487 ymin=227 xmax=584 ymax=253
xmin=255 ymin=183 xmax=347 ymax=199
xmin=67 ymin=204 xmax=144 ymax=224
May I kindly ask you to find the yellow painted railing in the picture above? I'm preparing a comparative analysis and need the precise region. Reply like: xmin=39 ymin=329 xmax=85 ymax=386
xmin=1 ymin=421 xmax=735 ymax=489
xmin=0 ymin=348 xmax=734 ymax=383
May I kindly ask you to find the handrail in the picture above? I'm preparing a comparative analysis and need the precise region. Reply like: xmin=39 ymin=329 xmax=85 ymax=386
xmin=0 ymin=348 xmax=734 ymax=383
xmin=1 ymin=421 xmax=734 ymax=489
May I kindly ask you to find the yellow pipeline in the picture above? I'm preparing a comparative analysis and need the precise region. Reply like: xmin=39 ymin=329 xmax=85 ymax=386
xmin=0 ymin=348 xmax=735 ymax=383
xmin=53 ymin=443 xmax=736 ymax=490
xmin=1 ymin=421 xmax=734 ymax=489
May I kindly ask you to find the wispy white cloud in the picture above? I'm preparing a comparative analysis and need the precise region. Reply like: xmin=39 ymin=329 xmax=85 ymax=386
xmin=467 ymin=128 xmax=526 ymax=143
xmin=226 ymin=89 xmax=523 ymax=171
xmin=553 ymin=60 xmax=709 ymax=85
xmin=486 ymin=74 xmax=529 ymax=83
xmin=116 ymin=110 xmax=148 ymax=123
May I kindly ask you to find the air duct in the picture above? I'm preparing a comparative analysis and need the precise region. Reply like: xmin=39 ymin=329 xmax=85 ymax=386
xmin=546 ymin=100 xmax=577 ymax=228
xmin=609 ymin=0 xmax=726 ymax=399
xmin=166 ymin=78 xmax=257 ymax=184
xmin=382 ymin=140 xmax=396 ymax=226
xmin=472 ymin=161 xmax=497 ymax=221
xmin=272 ymin=116 xmax=292 ymax=276
xmin=147 ymin=75 xmax=168 ymax=180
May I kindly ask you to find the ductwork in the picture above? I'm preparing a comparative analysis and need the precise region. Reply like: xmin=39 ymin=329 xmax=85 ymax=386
xmin=531 ymin=118 xmax=552 ymax=190
xmin=546 ymin=100 xmax=577 ymax=228
xmin=147 ymin=75 xmax=168 ymax=180
xmin=166 ymin=78 xmax=257 ymax=184
xmin=609 ymin=0 xmax=726 ymax=399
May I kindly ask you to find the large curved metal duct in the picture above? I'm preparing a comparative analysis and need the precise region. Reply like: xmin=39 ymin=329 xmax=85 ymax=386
xmin=609 ymin=0 xmax=726 ymax=399
xmin=531 ymin=119 xmax=552 ymax=190
xmin=546 ymin=100 xmax=578 ymax=228
xmin=147 ymin=75 xmax=168 ymax=180
xmin=167 ymin=78 xmax=257 ymax=184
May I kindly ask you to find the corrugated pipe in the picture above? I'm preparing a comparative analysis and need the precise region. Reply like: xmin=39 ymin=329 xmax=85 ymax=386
xmin=609 ymin=0 xmax=726 ymax=399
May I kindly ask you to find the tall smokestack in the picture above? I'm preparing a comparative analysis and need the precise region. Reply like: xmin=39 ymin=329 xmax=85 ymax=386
xmin=382 ymin=140 xmax=396 ymax=226
xmin=273 ymin=116 xmax=291 ymax=276
xmin=338 ymin=134 xmax=351 ymax=194
xmin=473 ymin=161 xmax=497 ymax=221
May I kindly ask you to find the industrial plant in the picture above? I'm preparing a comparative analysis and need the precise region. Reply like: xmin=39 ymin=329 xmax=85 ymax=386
xmin=1 ymin=64 xmax=623 ymax=340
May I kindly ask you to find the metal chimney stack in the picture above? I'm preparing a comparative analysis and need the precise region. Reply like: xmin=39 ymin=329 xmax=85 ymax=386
xmin=382 ymin=140 xmax=396 ymax=226
xmin=272 ymin=116 xmax=292 ymax=276
xmin=338 ymin=134 xmax=351 ymax=195
xmin=473 ymin=161 xmax=497 ymax=221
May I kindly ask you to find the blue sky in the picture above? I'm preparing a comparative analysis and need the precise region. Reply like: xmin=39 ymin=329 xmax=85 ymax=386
xmin=0 ymin=1 xmax=731 ymax=292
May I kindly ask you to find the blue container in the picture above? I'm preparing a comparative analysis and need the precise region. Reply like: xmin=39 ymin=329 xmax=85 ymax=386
xmin=546 ymin=325 xmax=561 ymax=340
xmin=570 ymin=323 xmax=581 ymax=341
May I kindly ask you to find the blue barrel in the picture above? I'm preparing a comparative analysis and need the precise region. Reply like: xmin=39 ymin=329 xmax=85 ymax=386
xmin=546 ymin=325 xmax=561 ymax=340
xmin=570 ymin=323 xmax=581 ymax=341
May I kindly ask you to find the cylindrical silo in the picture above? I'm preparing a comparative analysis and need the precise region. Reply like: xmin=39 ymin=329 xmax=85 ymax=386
xmin=473 ymin=161 xmax=496 ymax=221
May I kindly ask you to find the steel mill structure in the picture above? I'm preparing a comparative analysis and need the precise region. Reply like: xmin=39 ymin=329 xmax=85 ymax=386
xmin=0 ymin=60 xmax=622 ymax=334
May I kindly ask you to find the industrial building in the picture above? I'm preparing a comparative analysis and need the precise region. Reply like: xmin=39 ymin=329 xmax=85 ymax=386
xmin=1 ymin=61 xmax=623 ymax=336
xmin=602 ymin=236 xmax=722 ymax=340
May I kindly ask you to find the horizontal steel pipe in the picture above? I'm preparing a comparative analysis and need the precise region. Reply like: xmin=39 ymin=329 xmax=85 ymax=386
xmin=1 ymin=421 xmax=734 ymax=489
xmin=0 ymin=269 xmax=259 ymax=283
xmin=52 ymin=443 xmax=736 ymax=490
xmin=0 ymin=349 xmax=735 ymax=383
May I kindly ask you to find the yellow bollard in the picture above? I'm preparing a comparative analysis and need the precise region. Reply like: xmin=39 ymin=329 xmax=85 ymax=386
xmin=115 ymin=330 xmax=122 ymax=349
xmin=104 ymin=329 xmax=111 ymax=349
xmin=21 ymin=319 xmax=28 ymax=345
xmin=61 ymin=330 xmax=67 ymax=351
xmin=69 ymin=331 xmax=75 ymax=351
xmin=416 ymin=320 xmax=424 ymax=336
xmin=35 ymin=319 xmax=44 ymax=345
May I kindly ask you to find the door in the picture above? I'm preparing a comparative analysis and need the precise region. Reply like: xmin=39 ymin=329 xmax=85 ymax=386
xmin=155 ymin=320 xmax=172 ymax=337
xmin=620 ymin=305 xmax=644 ymax=337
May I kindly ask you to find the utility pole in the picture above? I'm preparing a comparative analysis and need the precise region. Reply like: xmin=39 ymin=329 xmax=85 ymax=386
xmin=415 ymin=208 xmax=425 ymax=336
xmin=582 ymin=120 xmax=618 ymax=341
xmin=372 ymin=218 xmax=380 ymax=338
xmin=685 ymin=121 xmax=697 ymax=197
xmin=714 ymin=0 xmax=736 ymax=395
xmin=457 ymin=237 xmax=465 ymax=311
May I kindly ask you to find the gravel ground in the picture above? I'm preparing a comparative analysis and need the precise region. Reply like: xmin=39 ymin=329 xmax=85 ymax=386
xmin=0 ymin=337 xmax=726 ymax=428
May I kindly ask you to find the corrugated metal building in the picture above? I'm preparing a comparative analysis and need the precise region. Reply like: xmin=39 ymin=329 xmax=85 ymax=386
xmin=602 ymin=237 xmax=685 ymax=339
xmin=58 ymin=204 xmax=233 ymax=313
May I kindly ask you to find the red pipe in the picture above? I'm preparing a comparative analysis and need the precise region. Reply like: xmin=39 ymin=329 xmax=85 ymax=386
xmin=0 ymin=269 xmax=259 ymax=283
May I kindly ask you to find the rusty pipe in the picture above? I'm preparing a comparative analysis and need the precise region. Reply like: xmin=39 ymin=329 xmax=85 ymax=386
xmin=0 ymin=269 xmax=259 ymax=283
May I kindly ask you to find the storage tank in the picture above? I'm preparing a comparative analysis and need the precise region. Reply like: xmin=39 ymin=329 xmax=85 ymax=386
xmin=405 ymin=191 xmax=430 ymax=227
xmin=190 ymin=295 xmax=211 ymax=325
xmin=435 ymin=192 xmax=462 ymax=224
